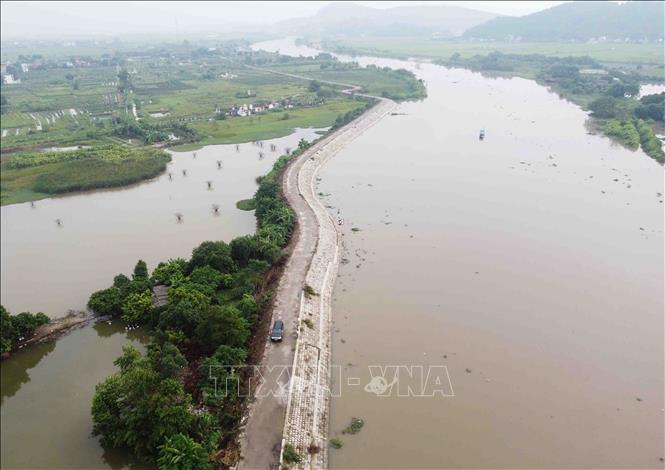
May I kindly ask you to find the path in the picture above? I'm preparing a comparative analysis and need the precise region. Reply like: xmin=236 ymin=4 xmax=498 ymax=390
xmin=239 ymin=97 xmax=396 ymax=469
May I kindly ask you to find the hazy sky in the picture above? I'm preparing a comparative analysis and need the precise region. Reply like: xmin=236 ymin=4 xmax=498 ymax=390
xmin=1 ymin=1 xmax=567 ymax=40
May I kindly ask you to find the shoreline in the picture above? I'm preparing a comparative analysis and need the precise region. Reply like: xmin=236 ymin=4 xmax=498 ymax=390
xmin=280 ymin=97 xmax=396 ymax=470
xmin=238 ymin=97 xmax=395 ymax=469
xmin=1 ymin=310 xmax=93 ymax=360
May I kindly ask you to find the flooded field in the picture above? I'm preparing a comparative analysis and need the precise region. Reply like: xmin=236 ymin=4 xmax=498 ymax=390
xmin=257 ymin=39 xmax=665 ymax=469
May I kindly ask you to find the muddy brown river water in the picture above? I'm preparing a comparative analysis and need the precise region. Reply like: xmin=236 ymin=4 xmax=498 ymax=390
xmin=1 ymin=36 xmax=663 ymax=468
xmin=255 ymin=39 xmax=665 ymax=469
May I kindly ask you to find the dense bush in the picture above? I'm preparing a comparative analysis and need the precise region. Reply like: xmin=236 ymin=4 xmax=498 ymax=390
xmin=91 ymin=346 xmax=193 ymax=460
xmin=188 ymin=241 xmax=236 ymax=275
xmin=635 ymin=119 xmax=665 ymax=163
xmin=5 ymin=145 xmax=168 ymax=170
xmin=1 ymin=305 xmax=50 ymax=353
xmin=157 ymin=433 xmax=212 ymax=470
xmin=635 ymin=92 xmax=665 ymax=122
xmin=151 ymin=258 xmax=187 ymax=286
xmin=33 ymin=153 xmax=170 ymax=194
xmin=87 ymin=287 xmax=123 ymax=316
xmin=605 ymin=119 xmax=640 ymax=149
xmin=113 ymin=118 xmax=169 ymax=144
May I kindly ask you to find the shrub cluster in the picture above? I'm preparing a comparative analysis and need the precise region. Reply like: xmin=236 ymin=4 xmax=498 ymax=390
xmin=0 ymin=305 xmax=49 ymax=353
xmin=33 ymin=153 xmax=170 ymax=194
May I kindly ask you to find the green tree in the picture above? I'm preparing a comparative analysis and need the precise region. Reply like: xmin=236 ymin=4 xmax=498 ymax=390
xmin=167 ymin=284 xmax=210 ymax=312
xmin=92 ymin=346 xmax=193 ymax=460
xmin=188 ymin=266 xmax=224 ymax=295
xmin=152 ymin=258 xmax=188 ymax=286
xmin=157 ymin=433 xmax=211 ymax=470
xmin=635 ymin=103 xmax=664 ymax=121
xmin=148 ymin=342 xmax=187 ymax=379
xmin=308 ymin=80 xmax=321 ymax=92
xmin=0 ymin=306 xmax=49 ymax=352
xmin=589 ymin=96 xmax=620 ymax=119
xmin=113 ymin=273 xmax=131 ymax=290
xmin=11 ymin=312 xmax=49 ymax=339
xmin=189 ymin=241 xmax=236 ymax=274
xmin=231 ymin=235 xmax=281 ymax=267
xmin=88 ymin=287 xmax=123 ymax=316
xmin=133 ymin=259 xmax=149 ymax=280
xmin=196 ymin=305 xmax=249 ymax=353
xmin=199 ymin=345 xmax=247 ymax=406
xmin=122 ymin=290 xmax=153 ymax=324
xmin=157 ymin=300 xmax=204 ymax=338
xmin=1 ymin=305 xmax=15 ymax=353
xmin=237 ymin=293 xmax=258 ymax=322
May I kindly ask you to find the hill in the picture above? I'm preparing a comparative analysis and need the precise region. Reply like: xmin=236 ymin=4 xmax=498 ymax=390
xmin=274 ymin=2 xmax=498 ymax=38
xmin=464 ymin=1 xmax=665 ymax=42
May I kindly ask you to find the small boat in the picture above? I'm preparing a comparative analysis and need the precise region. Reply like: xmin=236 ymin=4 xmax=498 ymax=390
xmin=479 ymin=129 xmax=485 ymax=140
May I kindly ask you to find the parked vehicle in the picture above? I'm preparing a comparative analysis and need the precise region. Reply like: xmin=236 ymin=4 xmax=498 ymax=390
xmin=271 ymin=320 xmax=284 ymax=342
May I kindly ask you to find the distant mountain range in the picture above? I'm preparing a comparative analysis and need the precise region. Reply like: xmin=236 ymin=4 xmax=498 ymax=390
xmin=464 ymin=1 xmax=665 ymax=41
xmin=273 ymin=3 xmax=499 ymax=38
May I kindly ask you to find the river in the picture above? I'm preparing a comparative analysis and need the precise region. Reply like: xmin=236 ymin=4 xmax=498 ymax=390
xmin=0 ymin=128 xmax=323 ymax=468
xmin=254 ymin=38 xmax=664 ymax=469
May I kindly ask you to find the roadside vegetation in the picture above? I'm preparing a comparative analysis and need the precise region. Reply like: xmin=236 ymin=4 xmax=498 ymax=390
xmin=1 ymin=145 xmax=171 ymax=205
xmin=88 ymin=149 xmax=299 ymax=464
xmin=87 ymin=102 xmax=373 ymax=467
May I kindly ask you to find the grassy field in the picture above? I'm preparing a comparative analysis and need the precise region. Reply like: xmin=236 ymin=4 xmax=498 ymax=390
xmin=323 ymin=37 xmax=665 ymax=67
xmin=0 ymin=39 xmax=427 ymax=202
xmin=1 ymin=145 xmax=170 ymax=205
xmin=1 ymin=42 xmax=420 ymax=154
xmin=269 ymin=63 xmax=426 ymax=100
xmin=174 ymin=98 xmax=363 ymax=150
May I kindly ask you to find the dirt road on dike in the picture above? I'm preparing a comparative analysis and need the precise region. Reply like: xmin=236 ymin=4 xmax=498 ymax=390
xmin=239 ymin=98 xmax=396 ymax=470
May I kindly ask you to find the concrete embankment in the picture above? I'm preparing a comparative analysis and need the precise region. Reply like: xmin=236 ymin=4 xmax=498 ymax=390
xmin=279 ymin=98 xmax=396 ymax=469
xmin=239 ymin=98 xmax=395 ymax=469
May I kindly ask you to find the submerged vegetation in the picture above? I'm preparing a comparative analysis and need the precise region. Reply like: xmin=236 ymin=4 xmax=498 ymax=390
xmin=235 ymin=198 xmax=257 ymax=211
xmin=329 ymin=437 xmax=343 ymax=449
xmin=342 ymin=417 xmax=365 ymax=435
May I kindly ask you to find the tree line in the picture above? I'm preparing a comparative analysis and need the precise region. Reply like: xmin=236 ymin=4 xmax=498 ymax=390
xmin=0 ymin=306 xmax=49 ymax=354
xmin=87 ymin=131 xmax=333 ymax=467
